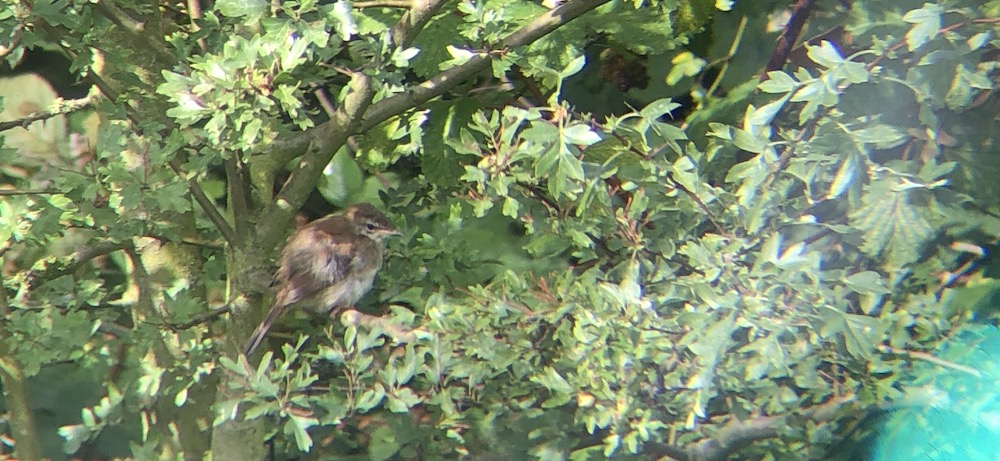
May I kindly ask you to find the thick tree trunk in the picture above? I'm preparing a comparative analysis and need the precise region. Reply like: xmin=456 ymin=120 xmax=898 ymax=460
xmin=0 ymin=343 xmax=43 ymax=461
xmin=210 ymin=243 xmax=273 ymax=461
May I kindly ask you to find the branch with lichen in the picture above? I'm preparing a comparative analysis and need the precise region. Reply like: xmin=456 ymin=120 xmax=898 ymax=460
xmin=0 ymin=89 xmax=100 ymax=134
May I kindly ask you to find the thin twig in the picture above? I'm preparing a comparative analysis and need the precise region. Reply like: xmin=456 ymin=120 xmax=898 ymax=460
xmin=26 ymin=241 xmax=131 ymax=290
xmin=644 ymin=394 xmax=854 ymax=461
xmin=706 ymin=16 xmax=747 ymax=97
xmin=89 ymin=1 xmax=176 ymax=67
xmin=0 ymin=91 xmax=99 ymax=134
xmin=168 ymin=304 xmax=233 ymax=330
xmin=271 ymin=0 xmax=612 ymax=158
xmin=312 ymin=88 xmax=337 ymax=118
xmin=0 ymin=2 xmax=28 ymax=59
xmin=340 ymin=309 xmax=424 ymax=343
xmin=187 ymin=0 xmax=208 ymax=52
xmin=355 ymin=0 xmax=412 ymax=8
xmin=511 ymin=65 xmax=548 ymax=105
xmin=879 ymin=345 xmax=982 ymax=378
xmin=762 ymin=0 xmax=818 ymax=80
xmin=515 ymin=181 xmax=562 ymax=216
xmin=143 ymin=232 xmax=225 ymax=250
xmin=0 ymin=189 xmax=64 ymax=196
xmin=259 ymin=72 xmax=374 ymax=249
xmin=168 ymin=157 xmax=238 ymax=247
xmin=934 ymin=257 xmax=980 ymax=299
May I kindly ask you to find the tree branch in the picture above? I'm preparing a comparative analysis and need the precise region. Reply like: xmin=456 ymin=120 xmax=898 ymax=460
xmin=168 ymin=157 xmax=238 ymax=247
xmin=356 ymin=0 xmax=412 ymax=8
xmin=258 ymin=71 xmax=375 ymax=248
xmin=89 ymin=0 xmax=177 ymax=68
xmin=0 ymin=344 xmax=43 ymax=461
xmin=26 ymin=241 xmax=130 ymax=290
xmin=270 ymin=0 xmax=612 ymax=159
xmin=878 ymin=345 xmax=982 ymax=378
xmin=0 ymin=90 xmax=99 ymax=134
xmin=361 ymin=0 xmax=610 ymax=132
xmin=390 ymin=0 xmax=447 ymax=48
xmin=340 ymin=309 xmax=425 ymax=343
xmin=167 ymin=303 xmax=233 ymax=330
xmin=0 ymin=264 xmax=43 ymax=461
xmin=761 ymin=0 xmax=817 ymax=80
xmin=0 ymin=189 xmax=64 ymax=196
xmin=225 ymin=155 xmax=252 ymax=242
xmin=645 ymin=395 xmax=854 ymax=461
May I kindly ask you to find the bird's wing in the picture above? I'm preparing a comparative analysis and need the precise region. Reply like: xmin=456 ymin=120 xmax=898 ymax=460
xmin=275 ymin=226 xmax=355 ymax=306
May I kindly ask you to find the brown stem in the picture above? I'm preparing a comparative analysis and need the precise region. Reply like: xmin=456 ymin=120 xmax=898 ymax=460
xmin=356 ymin=0 xmax=412 ymax=7
xmin=270 ymin=0 xmax=612 ymax=159
xmin=225 ymin=155 xmax=252 ymax=242
xmin=0 ymin=90 xmax=99 ymax=133
xmin=0 ymin=189 xmax=64 ymax=196
xmin=168 ymin=304 xmax=233 ymax=330
xmin=259 ymin=71 xmax=375 ymax=249
xmin=390 ymin=0 xmax=447 ymax=48
xmin=89 ymin=1 xmax=176 ymax=67
xmin=762 ymin=0 xmax=818 ymax=80
xmin=26 ymin=241 xmax=130 ymax=290
xmin=0 ymin=347 xmax=43 ymax=461
xmin=0 ymin=263 xmax=43 ymax=461
xmin=645 ymin=395 xmax=855 ymax=461
xmin=168 ymin=157 xmax=238 ymax=247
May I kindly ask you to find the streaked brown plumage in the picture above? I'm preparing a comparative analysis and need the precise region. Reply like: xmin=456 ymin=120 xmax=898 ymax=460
xmin=243 ymin=204 xmax=399 ymax=356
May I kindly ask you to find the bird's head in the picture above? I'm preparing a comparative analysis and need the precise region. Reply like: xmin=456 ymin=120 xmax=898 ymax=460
xmin=345 ymin=203 xmax=401 ymax=243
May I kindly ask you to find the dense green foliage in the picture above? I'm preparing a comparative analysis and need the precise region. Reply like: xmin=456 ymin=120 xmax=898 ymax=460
xmin=1 ymin=0 xmax=998 ymax=460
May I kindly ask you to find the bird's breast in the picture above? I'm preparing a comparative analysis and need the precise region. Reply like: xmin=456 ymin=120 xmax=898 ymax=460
xmin=305 ymin=264 xmax=379 ymax=315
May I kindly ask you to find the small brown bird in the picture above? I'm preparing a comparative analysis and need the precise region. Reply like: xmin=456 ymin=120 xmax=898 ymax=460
xmin=243 ymin=204 xmax=400 ymax=356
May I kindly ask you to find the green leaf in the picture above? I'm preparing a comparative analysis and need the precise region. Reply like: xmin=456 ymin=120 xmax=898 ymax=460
xmin=853 ymin=124 xmax=906 ymax=149
xmin=219 ymin=356 xmax=249 ymax=377
xmin=563 ymin=124 xmax=601 ymax=146
xmin=532 ymin=367 xmax=574 ymax=394
xmin=215 ymin=0 xmax=266 ymax=18
xmin=329 ymin=0 xmax=358 ymax=41
xmin=641 ymin=98 xmax=682 ymax=120
xmin=845 ymin=271 xmax=890 ymax=296
xmin=745 ymin=97 xmax=788 ymax=129
xmin=733 ymin=128 xmax=768 ymax=154
xmin=356 ymin=384 xmax=386 ymax=412
xmin=828 ymin=151 xmax=860 ymax=199
xmin=902 ymin=3 xmax=942 ymax=51
xmin=319 ymin=149 xmax=364 ymax=206
xmin=174 ymin=387 xmax=188 ymax=407
xmin=666 ymin=52 xmax=706 ymax=86
xmin=560 ymin=55 xmax=586 ymax=78
xmin=759 ymin=71 xmax=797 ymax=93
xmin=369 ymin=426 xmax=401 ymax=461
xmin=441 ymin=46 xmax=478 ymax=69
xmin=286 ymin=414 xmax=318 ymax=452
xmin=806 ymin=41 xmax=845 ymax=68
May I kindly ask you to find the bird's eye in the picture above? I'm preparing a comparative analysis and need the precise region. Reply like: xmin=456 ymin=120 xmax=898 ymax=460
xmin=366 ymin=222 xmax=376 ymax=231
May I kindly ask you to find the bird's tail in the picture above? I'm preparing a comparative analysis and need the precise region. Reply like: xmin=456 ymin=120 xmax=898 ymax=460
xmin=242 ymin=302 xmax=288 ymax=357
